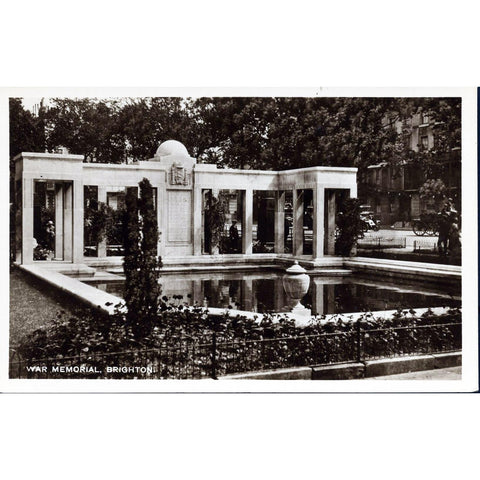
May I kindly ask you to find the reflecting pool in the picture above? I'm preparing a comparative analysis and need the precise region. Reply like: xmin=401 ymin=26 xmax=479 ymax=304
xmin=83 ymin=271 xmax=461 ymax=316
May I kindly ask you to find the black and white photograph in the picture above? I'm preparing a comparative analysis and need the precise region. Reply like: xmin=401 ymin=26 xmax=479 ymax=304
xmin=1 ymin=3 xmax=480 ymax=480
xmin=4 ymin=90 xmax=476 ymax=391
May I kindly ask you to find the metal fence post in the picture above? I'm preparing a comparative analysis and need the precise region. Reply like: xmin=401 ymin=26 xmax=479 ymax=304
xmin=356 ymin=321 xmax=362 ymax=362
xmin=211 ymin=329 xmax=217 ymax=380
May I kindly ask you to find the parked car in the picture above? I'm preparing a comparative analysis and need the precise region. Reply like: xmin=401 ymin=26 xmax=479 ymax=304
xmin=359 ymin=206 xmax=380 ymax=232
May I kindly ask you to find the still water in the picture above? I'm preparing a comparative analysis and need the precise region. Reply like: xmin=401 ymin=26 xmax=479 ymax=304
xmin=84 ymin=271 xmax=461 ymax=315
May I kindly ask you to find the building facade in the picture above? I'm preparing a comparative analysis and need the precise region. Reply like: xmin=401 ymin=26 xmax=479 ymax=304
xmin=362 ymin=112 xmax=461 ymax=226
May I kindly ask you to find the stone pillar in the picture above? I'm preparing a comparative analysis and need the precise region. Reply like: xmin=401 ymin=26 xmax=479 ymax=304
xmin=349 ymin=184 xmax=358 ymax=198
xmin=155 ymin=185 xmax=165 ymax=258
xmin=326 ymin=190 xmax=336 ymax=255
xmin=242 ymin=189 xmax=253 ymax=255
xmin=97 ymin=186 xmax=107 ymax=257
xmin=293 ymin=189 xmax=304 ymax=257
xmin=72 ymin=180 xmax=84 ymax=263
xmin=193 ymin=186 xmax=203 ymax=255
xmin=274 ymin=190 xmax=285 ymax=253
xmin=313 ymin=186 xmax=325 ymax=258
xmin=54 ymin=183 xmax=64 ymax=260
xmin=22 ymin=178 xmax=34 ymax=264
xmin=63 ymin=182 xmax=73 ymax=262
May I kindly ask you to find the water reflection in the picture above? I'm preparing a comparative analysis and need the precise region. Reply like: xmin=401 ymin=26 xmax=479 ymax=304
xmin=89 ymin=271 xmax=461 ymax=315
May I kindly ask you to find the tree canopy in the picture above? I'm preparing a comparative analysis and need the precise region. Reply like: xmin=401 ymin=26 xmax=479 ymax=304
xmin=10 ymin=96 xmax=461 ymax=179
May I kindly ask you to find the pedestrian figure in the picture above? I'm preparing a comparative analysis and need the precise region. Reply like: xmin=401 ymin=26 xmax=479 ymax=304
xmin=229 ymin=221 xmax=239 ymax=253
xmin=437 ymin=207 xmax=450 ymax=255
xmin=448 ymin=222 xmax=461 ymax=256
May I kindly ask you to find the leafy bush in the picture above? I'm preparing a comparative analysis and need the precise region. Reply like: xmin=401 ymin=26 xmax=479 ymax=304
xmin=13 ymin=302 xmax=461 ymax=379
xmin=335 ymin=197 xmax=363 ymax=256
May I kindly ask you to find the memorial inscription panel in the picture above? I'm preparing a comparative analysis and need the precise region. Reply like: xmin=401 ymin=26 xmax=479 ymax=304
xmin=167 ymin=190 xmax=192 ymax=243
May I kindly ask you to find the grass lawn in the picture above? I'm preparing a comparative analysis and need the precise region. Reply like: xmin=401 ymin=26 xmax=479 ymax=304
xmin=9 ymin=267 xmax=85 ymax=348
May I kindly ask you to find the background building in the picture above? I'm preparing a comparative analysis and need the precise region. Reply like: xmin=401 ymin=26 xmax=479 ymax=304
xmin=362 ymin=112 xmax=461 ymax=226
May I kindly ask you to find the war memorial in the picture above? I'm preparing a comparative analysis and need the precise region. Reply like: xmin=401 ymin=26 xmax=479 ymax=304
xmin=11 ymin=138 xmax=462 ymax=380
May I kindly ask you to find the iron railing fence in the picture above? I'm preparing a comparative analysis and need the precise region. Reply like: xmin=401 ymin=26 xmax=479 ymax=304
xmin=413 ymin=240 xmax=438 ymax=253
xmin=9 ymin=322 xmax=461 ymax=380
xmin=357 ymin=236 xmax=407 ymax=250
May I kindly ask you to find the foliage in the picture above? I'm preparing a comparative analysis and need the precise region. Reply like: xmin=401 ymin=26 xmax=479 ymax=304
xmin=138 ymin=178 xmax=162 ymax=327
xmin=44 ymin=98 xmax=126 ymax=163
xmin=204 ymin=191 xmax=228 ymax=253
xmin=12 ymin=96 xmax=461 ymax=184
xmin=13 ymin=303 xmax=461 ymax=379
xmin=335 ymin=197 xmax=363 ymax=256
xmin=122 ymin=187 xmax=142 ymax=334
xmin=9 ymin=98 xmax=46 ymax=160
xmin=84 ymin=200 xmax=109 ymax=246
xmin=122 ymin=179 xmax=162 ymax=339
xmin=419 ymin=178 xmax=447 ymax=208
xmin=35 ymin=206 xmax=55 ymax=251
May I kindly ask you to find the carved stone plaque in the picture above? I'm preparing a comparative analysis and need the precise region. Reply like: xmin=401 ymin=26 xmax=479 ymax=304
xmin=167 ymin=190 xmax=192 ymax=243
xmin=169 ymin=163 xmax=191 ymax=186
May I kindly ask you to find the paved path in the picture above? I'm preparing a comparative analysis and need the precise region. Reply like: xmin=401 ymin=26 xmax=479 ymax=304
xmin=368 ymin=366 xmax=462 ymax=380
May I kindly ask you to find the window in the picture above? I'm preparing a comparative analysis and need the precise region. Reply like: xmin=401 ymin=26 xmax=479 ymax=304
xmin=422 ymin=113 xmax=429 ymax=124
xmin=421 ymin=136 xmax=429 ymax=149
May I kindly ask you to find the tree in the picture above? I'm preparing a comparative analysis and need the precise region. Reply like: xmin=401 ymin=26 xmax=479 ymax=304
xmin=44 ymin=98 xmax=126 ymax=163
xmin=122 ymin=179 xmax=161 ymax=340
xmin=9 ymin=98 xmax=46 ymax=159
xmin=122 ymin=188 xmax=142 ymax=335
xmin=335 ymin=198 xmax=363 ymax=256
xmin=138 ymin=178 xmax=162 ymax=324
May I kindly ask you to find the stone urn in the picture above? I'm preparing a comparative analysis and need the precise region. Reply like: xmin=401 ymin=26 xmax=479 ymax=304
xmin=282 ymin=261 xmax=311 ymax=314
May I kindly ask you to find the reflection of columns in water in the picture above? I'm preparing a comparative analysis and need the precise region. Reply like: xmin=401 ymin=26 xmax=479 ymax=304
xmin=326 ymin=284 xmax=335 ymax=314
xmin=210 ymin=278 xmax=220 ymax=306
xmin=274 ymin=191 xmax=285 ymax=253
xmin=312 ymin=277 xmax=325 ymax=316
xmin=311 ymin=279 xmax=337 ymax=315
xmin=192 ymin=279 xmax=203 ymax=306
xmin=273 ymin=277 xmax=284 ymax=312
xmin=54 ymin=184 xmax=64 ymax=260
xmin=293 ymin=189 xmax=304 ymax=256
xmin=242 ymin=277 xmax=253 ymax=311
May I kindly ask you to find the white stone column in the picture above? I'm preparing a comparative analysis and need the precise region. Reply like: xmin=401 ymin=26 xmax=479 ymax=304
xmin=242 ymin=189 xmax=253 ymax=255
xmin=72 ymin=180 xmax=84 ymax=263
xmin=313 ymin=186 xmax=325 ymax=258
xmin=349 ymin=184 xmax=358 ymax=198
xmin=274 ymin=190 xmax=285 ymax=253
xmin=326 ymin=190 xmax=336 ymax=255
xmin=97 ymin=186 xmax=107 ymax=258
xmin=63 ymin=182 xmax=73 ymax=262
xmin=293 ymin=189 xmax=304 ymax=257
xmin=22 ymin=177 xmax=34 ymax=264
xmin=192 ymin=186 xmax=203 ymax=255
xmin=54 ymin=183 xmax=64 ymax=260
